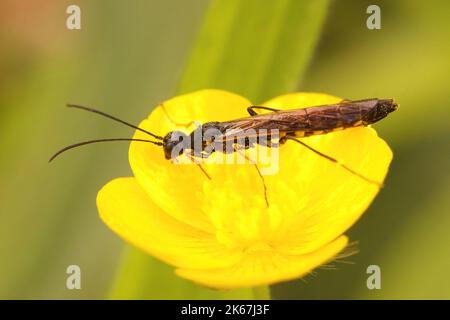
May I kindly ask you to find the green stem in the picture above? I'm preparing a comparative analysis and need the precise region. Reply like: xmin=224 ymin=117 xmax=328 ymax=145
xmin=252 ymin=286 xmax=271 ymax=300
xmin=109 ymin=248 xmax=255 ymax=299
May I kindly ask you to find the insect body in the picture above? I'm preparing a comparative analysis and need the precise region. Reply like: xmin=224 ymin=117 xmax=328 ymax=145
xmin=162 ymin=98 xmax=397 ymax=159
xmin=50 ymin=98 xmax=397 ymax=205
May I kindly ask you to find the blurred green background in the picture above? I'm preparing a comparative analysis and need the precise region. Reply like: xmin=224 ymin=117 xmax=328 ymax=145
xmin=0 ymin=0 xmax=449 ymax=299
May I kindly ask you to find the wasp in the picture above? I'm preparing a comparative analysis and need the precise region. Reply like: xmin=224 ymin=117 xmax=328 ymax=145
xmin=50 ymin=98 xmax=397 ymax=206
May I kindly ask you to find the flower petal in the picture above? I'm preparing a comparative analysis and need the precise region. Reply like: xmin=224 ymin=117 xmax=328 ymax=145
xmin=176 ymin=236 xmax=348 ymax=289
xmin=129 ymin=89 xmax=252 ymax=233
xmin=260 ymin=93 xmax=393 ymax=254
xmin=128 ymin=90 xmax=392 ymax=259
xmin=97 ymin=177 xmax=242 ymax=269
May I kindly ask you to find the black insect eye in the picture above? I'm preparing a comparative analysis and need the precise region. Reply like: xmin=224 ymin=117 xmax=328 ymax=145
xmin=178 ymin=136 xmax=183 ymax=142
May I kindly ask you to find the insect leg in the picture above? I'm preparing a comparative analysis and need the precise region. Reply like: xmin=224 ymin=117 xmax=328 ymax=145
xmin=284 ymin=135 xmax=383 ymax=188
xmin=233 ymin=145 xmax=269 ymax=208
xmin=159 ymin=103 xmax=197 ymax=128
xmin=247 ymin=106 xmax=281 ymax=116
xmin=185 ymin=152 xmax=212 ymax=180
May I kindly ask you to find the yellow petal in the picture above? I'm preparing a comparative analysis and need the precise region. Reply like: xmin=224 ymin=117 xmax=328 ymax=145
xmin=260 ymin=93 xmax=393 ymax=254
xmin=99 ymin=89 xmax=394 ymax=289
xmin=128 ymin=90 xmax=392 ymax=255
xmin=97 ymin=177 xmax=242 ymax=269
xmin=176 ymin=236 xmax=348 ymax=289
xmin=129 ymin=89 xmax=252 ymax=233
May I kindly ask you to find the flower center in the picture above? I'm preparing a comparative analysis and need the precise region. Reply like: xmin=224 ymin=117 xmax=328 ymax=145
xmin=206 ymin=196 xmax=285 ymax=251
xmin=200 ymin=168 xmax=308 ymax=252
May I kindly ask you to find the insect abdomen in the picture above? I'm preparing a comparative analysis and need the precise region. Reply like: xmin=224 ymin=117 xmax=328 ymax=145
xmin=298 ymin=104 xmax=361 ymax=137
xmin=299 ymin=99 xmax=396 ymax=137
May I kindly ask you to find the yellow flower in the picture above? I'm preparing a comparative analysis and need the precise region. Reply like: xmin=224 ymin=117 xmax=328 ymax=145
xmin=97 ymin=89 xmax=393 ymax=289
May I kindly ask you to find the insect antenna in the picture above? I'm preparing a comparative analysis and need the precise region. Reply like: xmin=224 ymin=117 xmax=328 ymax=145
xmin=49 ymin=138 xmax=163 ymax=162
xmin=66 ymin=104 xmax=163 ymax=140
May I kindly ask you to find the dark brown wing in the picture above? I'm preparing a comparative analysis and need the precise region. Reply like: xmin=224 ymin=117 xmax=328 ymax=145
xmin=219 ymin=109 xmax=309 ymax=132
xmin=212 ymin=99 xmax=382 ymax=141
xmin=208 ymin=110 xmax=308 ymax=143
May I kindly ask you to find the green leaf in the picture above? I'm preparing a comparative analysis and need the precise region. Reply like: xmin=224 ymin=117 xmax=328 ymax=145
xmin=111 ymin=0 xmax=330 ymax=299
xmin=178 ymin=0 xmax=330 ymax=103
